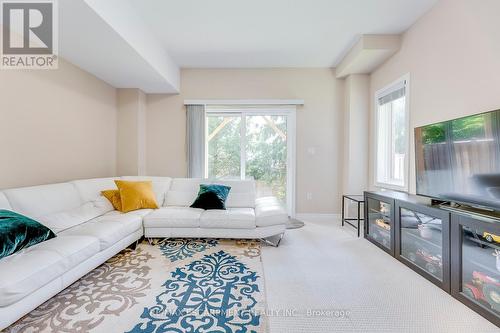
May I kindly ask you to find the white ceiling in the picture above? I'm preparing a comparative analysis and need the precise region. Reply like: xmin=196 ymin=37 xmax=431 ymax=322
xmin=128 ymin=0 xmax=438 ymax=68
xmin=58 ymin=0 xmax=180 ymax=93
xmin=52 ymin=0 xmax=437 ymax=92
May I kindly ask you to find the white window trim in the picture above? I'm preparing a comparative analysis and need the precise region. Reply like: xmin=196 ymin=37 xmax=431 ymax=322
xmin=185 ymin=99 xmax=304 ymax=106
xmin=205 ymin=106 xmax=296 ymax=218
xmin=373 ymin=74 xmax=410 ymax=192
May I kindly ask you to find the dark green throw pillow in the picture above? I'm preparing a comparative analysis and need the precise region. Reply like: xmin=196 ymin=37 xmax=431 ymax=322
xmin=0 ymin=209 xmax=56 ymax=260
xmin=190 ymin=184 xmax=231 ymax=210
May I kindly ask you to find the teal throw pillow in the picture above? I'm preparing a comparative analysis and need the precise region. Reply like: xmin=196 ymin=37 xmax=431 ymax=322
xmin=190 ymin=184 xmax=231 ymax=210
xmin=0 ymin=209 xmax=56 ymax=260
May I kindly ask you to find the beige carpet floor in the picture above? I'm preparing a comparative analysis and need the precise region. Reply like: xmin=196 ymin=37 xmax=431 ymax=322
xmin=261 ymin=217 xmax=499 ymax=333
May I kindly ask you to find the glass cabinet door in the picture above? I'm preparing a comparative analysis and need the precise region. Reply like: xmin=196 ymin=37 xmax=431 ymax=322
xmin=399 ymin=208 xmax=444 ymax=280
xmin=451 ymin=214 xmax=500 ymax=326
xmin=461 ymin=225 xmax=500 ymax=317
xmin=366 ymin=197 xmax=393 ymax=251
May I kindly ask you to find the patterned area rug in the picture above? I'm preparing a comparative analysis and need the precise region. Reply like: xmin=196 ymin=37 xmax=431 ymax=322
xmin=6 ymin=239 xmax=267 ymax=333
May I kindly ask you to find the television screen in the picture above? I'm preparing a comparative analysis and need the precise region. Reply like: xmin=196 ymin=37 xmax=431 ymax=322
xmin=415 ymin=109 xmax=500 ymax=210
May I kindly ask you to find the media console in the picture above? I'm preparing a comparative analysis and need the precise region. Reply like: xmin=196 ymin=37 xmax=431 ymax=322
xmin=364 ymin=191 xmax=500 ymax=327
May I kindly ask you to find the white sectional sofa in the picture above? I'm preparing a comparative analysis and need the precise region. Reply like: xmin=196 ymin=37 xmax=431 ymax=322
xmin=0 ymin=176 xmax=287 ymax=329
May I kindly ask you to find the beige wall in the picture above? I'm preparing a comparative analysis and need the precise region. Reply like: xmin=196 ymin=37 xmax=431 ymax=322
xmin=0 ymin=59 xmax=117 ymax=188
xmin=147 ymin=69 xmax=344 ymax=214
xmin=370 ymin=0 xmax=500 ymax=193
xmin=117 ymin=88 xmax=147 ymax=176
xmin=343 ymin=74 xmax=369 ymax=195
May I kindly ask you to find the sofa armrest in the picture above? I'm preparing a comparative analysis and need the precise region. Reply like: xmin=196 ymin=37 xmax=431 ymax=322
xmin=255 ymin=197 xmax=288 ymax=227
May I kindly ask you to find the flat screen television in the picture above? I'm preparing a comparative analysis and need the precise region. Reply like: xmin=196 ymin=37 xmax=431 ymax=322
xmin=415 ymin=109 xmax=500 ymax=211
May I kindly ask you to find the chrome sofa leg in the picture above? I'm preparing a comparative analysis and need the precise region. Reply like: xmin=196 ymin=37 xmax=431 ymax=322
xmin=261 ymin=233 xmax=284 ymax=247
xmin=147 ymin=238 xmax=168 ymax=246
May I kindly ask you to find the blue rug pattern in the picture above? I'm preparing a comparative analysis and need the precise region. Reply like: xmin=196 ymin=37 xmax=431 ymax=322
xmin=159 ymin=238 xmax=218 ymax=262
xmin=127 ymin=249 xmax=261 ymax=333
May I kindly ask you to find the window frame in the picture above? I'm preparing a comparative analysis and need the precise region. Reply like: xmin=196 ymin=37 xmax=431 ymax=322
xmin=374 ymin=74 xmax=411 ymax=192
xmin=204 ymin=106 xmax=296 ymax=217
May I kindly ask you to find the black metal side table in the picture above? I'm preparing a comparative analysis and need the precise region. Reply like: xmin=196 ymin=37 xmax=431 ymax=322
xmin=341 ymin=194 xmax=364 ymax=237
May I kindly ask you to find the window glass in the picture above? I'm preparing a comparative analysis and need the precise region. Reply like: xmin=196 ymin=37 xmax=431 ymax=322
xmin=376 ymin=79 xmax=408 ymax=189
xmin=207 ymin=115 xmax=241 ymax=179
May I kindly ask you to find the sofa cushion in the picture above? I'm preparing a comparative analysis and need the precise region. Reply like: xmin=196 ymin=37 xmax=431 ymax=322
xmin=165 ymin=178 xmax=203 ymax=207
xmin=3 ymin=183 xmax=82 ymax=218
xmin=121 ymin=176 xmax=172 ymax=207
xmin=0 ymin=209 xmax=56 ymax=260
xmin=143 ymin=207 xmax=203 ymax=228
xmin=166 ymin=178 xmax=256 ymax=208
xmin=104 ymin=209 xmax=153 ymax=218
xmin=0 ymin=235 xmax=99 ymax=307
xmin=32 ymin=235 xmax=100 ymax=271
xmin=255 ymin=196 xmax=288 ymax=227
xmin=37 ymin=201 xmax=112 ymax=233
xmin=212 ymin=180 xmax=256 ymax=208
xmin=71 ymin=177 xmax=119 ymax=202
xmin=200 ymin=208 xmax=255 ymax=229
xmin=60 ymin=215 xmax=142 ymax=250
xmin=0 ymin=192 xmax=11 ymax=210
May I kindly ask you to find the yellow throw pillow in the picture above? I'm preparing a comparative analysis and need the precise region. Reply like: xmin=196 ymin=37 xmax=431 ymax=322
xmin=101 ymin=190 xmax=122 ymax=211
xmin=114 ymin=180 xmax=158 ymax=213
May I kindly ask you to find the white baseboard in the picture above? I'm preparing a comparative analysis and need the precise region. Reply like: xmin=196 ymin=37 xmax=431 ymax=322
xmin=295 ymin=213 xmax=341 ymax=222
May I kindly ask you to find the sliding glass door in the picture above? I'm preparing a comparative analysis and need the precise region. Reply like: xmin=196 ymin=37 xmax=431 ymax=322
xmin=245 ymin=115 xmax=288 ymax=202
xmin=207 ymin=115 xmax=241 ymax=179
xmin=206 ymin=110 xmax=295 ymax=216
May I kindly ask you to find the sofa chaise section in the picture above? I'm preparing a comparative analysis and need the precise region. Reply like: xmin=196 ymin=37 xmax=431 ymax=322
xmin=0 ymin=235 xmax=100 ymax=307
